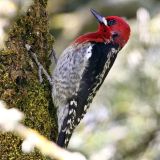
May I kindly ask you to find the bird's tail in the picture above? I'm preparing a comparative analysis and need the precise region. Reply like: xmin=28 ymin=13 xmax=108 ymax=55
xmin=57 ymin=99 xmax=78 ymax=148
xmin=57 ymin=115 xmax=73 ymax=148
xmin=57 ymin=130 xmax=73 ymax=148
xmin=57 ymin=131 xmax=67 ymax=147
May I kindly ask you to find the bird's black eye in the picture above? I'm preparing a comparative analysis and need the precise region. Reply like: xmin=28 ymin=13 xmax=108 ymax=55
xmin=108 ymin=19 xmax=116 ymax=26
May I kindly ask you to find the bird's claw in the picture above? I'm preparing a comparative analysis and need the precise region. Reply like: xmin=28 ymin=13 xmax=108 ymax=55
xmin=49 ymin=48 xmax=58 ymax=64
xmin=25 ymin=44 xmax=53 ymax=86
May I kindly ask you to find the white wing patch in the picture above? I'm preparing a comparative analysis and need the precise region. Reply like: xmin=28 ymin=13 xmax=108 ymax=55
xmin=69 ymin=109 xmax=74 ymax=115
xmin=70 ymin=99 xmax=77 ymax=106
xmin=85 ymin=46 xmax=92 ymax=59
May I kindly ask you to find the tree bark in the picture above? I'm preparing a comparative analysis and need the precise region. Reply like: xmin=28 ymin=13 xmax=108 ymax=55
xmin=0 ymin=0 xmax=57 ymax=159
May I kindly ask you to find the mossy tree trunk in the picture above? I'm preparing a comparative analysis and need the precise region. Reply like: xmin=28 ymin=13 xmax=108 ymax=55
xmin=0 ymin=0 xmax=57 ymax=159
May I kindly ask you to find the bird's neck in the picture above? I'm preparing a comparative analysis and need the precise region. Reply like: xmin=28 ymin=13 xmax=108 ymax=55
xmin=73 ymin=31 xmax=111 ymax=44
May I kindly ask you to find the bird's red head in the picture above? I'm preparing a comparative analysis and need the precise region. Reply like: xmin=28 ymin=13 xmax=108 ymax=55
xmin=74 ymin=9 xmax=130 ymax=48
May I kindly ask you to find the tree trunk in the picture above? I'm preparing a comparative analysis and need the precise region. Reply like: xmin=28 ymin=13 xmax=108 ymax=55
xmin=0 ymin=0 xmax=57 ymax=159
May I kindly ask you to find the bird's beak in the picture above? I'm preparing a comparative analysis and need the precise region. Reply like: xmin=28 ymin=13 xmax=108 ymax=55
xmin=90 ymin=9 xmax=108 ymax=26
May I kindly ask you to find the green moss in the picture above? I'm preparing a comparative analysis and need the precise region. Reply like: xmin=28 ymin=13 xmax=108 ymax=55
xmin=0 ymin=0 xmax=57 ymax=159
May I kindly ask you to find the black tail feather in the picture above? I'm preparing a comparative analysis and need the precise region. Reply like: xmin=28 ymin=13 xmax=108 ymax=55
xmin=57 ymin=131 xmax=67 ymax=148
xmin=57 ymin=100 xmax=77 ymax=148
xmin=57 ymin=115 xmax=73 ymax=148
xmin=57 ymin=129 xmax=73 ymax=148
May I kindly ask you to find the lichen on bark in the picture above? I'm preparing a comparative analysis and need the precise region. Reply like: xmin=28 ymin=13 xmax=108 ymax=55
xmin=0 ymin=0 xmax=57 ymax=159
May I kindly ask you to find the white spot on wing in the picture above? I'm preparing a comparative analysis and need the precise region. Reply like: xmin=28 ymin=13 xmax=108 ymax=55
xmin=70 ymin=100 xmax=77 ymax=106
xmin=73 ymin=110 xmax=76 ymax=116
xmin=77 ymin=118 xmax=80 ymax=122
xmin=84 ymin=105 xmax=88 ymax=111
xmin=67 ymin=119 xmax=71 ymax=124
xmin=65 ymin=138 xmax=68 ymax=144
xmin=85 ymin=46 xmax=92 ymax=59
xmin=62 ymin=127 xmax=66 ymax=132
xmin=69 ymin=109 xmax=73 ymax=115
xmin=66 ymin=129 xmax=71 ymax=134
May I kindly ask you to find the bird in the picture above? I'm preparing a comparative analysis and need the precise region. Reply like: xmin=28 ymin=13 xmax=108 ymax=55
xmin=51 ymin=9 xmax=131 ymax=148
xmin=26 ymin=8 xmax=130 ymax=148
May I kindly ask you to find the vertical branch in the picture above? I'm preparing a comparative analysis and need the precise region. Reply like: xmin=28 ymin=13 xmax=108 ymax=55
xmin=0 ymin=0 xmax=57 ymax=159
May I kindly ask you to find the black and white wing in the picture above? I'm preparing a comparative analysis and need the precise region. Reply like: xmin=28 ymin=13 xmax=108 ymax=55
xmin=55 ymin=42 xmax=120 ymax=147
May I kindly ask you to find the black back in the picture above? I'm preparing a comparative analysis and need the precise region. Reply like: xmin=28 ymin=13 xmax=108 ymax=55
xmin=76 ymin=42 xmax=119 ymax=116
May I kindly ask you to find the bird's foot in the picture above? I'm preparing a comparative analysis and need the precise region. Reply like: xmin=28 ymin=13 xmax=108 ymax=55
xmin=25 ymin=44 xmax=53 ymax=85
xmin=49 ymin=48 xmax=58 ymax=64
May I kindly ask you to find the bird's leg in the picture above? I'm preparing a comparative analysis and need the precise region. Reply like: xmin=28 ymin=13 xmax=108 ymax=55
xmin=49 ymin=48 xmax=58 ymax=64
xmin=25 ymin=44 xmax=53 ymax=86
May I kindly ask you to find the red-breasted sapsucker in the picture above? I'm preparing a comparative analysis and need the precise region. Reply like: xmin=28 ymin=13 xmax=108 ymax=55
xmin=26 ymin=9 xmax=130 ymax=148
xmin=52 ymin=9 xmax=130 ymax=148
